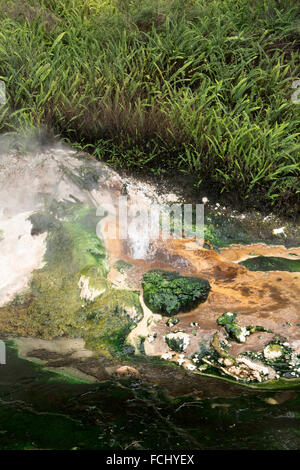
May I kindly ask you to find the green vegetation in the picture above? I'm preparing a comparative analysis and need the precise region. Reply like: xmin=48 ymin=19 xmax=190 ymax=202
xmin=217 ymin=312 xmax=272 ymax=343
xmin=142 ymin=269 xmax=210 ymax=315
xmin=0 ymin=0 xmax=299 ymax=210
xmin=243 ymin=337 xmax=298 ymax=379
xmin=166 ymin=316 xmax=179 ymax=327
xmin=190 ymin=314 xmax=300 ymax=383
xmin=165 ymin=331 xmax=190 ymax=352
xmin=0 ymin=201 xmax=142 ymax=356
xmin=113 ymin=259 xmax=133 ymax=274
xmin=240 ymin=255 xmax=300 ymax=272
xmin=83 ymin=289 xmax=142 ymax=355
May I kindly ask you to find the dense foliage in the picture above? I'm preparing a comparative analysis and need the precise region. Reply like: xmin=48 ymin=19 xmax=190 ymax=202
xmin=0 ymin=0 xmax=299 ymax=210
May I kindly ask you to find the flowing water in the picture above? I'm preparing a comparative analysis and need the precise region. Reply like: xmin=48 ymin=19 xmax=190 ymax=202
xmin=0 ymin=144 xmax=299 ymax=449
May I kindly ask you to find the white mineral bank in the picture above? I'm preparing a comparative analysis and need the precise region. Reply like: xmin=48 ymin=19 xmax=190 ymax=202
xmin=0 ymin=212 xmax=47 ymax=306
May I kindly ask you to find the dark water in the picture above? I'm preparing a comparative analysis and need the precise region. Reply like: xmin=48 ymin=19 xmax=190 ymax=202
xmin=0 ymin=343 xmax=299 ymax=450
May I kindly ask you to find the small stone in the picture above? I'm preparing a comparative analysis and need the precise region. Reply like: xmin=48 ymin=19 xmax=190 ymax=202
xmin=115 ymin=366 xmax=140 ymax=377
xmin=272 ymin=227 xmax=286 ymax=236
xmin=224 ymin=358 xmax=235 ymax=367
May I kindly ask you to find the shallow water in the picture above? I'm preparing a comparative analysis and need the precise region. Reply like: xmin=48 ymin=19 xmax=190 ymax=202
xmin=0 ymin=343 xmax=300 ymax=450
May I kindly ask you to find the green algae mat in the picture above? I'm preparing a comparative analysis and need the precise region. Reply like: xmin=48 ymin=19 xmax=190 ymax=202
xmin=239 ymin=256 xmax=300 ymax=273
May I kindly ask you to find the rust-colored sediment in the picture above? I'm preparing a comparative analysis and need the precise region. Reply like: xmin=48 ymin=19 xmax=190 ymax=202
xmin=107 ymin=237 xmax=300 ymax=358
xmin=164 ymin=240 xmax=300 ymax=355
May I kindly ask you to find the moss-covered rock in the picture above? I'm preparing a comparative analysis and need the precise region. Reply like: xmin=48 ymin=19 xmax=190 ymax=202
xmin=263 ymin=343 xmax=285 ymax=360
xmin=142 ymin=269 xmax=210 ymax=315
xmin=81 ymin=289 xmax=143 ymax=356
xmin=165 ymin=332 xmax=190 ymax=353
xmin=217 ymin=312 xmax=272 ymax=343
xmin=242 ymin=338 xmax=299 ymax=380
xmin=217 ymin=312 xmax=250 ymax=343
xmin=166 ymin=317 xmax=179 ymax=327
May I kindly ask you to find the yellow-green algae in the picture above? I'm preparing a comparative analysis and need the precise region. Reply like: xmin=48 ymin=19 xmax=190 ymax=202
xmin=113 ymin=259 xmax=133 ymax=274
xmin=0 ymin=202 xmax=142 ymax=356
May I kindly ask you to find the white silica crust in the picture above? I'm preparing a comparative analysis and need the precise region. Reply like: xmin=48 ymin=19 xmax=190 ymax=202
xmin=161 ymin=352 xmax=173 ymax=360
xmin=186 ymin=363 xmax=196 ymax=371
xmin=78 ymin=276 xmax=105 ymax=302
xmin=237 ymin=326 xmax=250 ymax=343
xmin=263 ymin=344 xmax=284 ymax=360
xmin=0 ymin=212 xmax=47 ymax=306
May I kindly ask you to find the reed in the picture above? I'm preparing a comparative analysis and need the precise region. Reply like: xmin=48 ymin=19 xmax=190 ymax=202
xmin=0 ymin=0 xmax=299 ymax=211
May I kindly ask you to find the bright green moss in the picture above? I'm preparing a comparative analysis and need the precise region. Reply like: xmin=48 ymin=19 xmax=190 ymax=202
xmin=83 ymin=288 xmax=143 ymax=356
xmin=142 ymin=269 xmax=210 ymax=315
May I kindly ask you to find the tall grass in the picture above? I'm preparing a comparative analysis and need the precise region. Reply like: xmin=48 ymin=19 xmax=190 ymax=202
xmin=0 ymin=0 xmax=299 ymax=211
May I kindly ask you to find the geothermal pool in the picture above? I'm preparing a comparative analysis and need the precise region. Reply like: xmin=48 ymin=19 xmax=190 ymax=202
xmin=0 ymin=146 xmax=299 ymax=449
